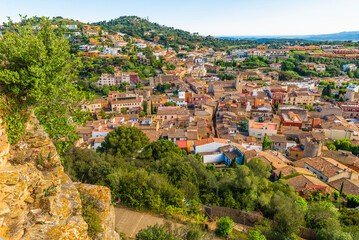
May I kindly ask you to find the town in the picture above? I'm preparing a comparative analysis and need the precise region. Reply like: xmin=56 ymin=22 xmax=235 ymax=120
xmin=1 ymin=14 xmax=359 ymax=240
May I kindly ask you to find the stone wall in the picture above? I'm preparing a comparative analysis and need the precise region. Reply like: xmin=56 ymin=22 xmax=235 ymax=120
xmin=0 ymin=111 xmax=119 ymax=240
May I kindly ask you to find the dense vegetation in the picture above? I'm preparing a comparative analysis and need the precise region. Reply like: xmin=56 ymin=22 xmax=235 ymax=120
xmin=93 ymin=16 xmax=257 ymax=51
xmin=0 ymin=17 xmax=90 ymax=153
xmin=61 ymin=127 xmax=359 ymax=240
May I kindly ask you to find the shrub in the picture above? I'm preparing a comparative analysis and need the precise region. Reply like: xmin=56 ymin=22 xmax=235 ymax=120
xmin=80 ymin=193 xmax=101 ymax=237
xmin=135 ymin=224 xmax=174 ymax=240
xmin=248 ymin=229 xmax=267 ymax=240
xmin=215 ymin=216 xmax=234 ymax=237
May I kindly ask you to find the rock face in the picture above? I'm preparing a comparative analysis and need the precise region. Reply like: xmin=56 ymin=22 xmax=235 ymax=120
xmin=0 ymin=111 xmax=119 ymax=240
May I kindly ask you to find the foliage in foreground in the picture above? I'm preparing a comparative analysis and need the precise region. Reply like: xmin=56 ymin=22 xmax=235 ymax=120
xmin=0 ymin=17 xmax=90 ymax=151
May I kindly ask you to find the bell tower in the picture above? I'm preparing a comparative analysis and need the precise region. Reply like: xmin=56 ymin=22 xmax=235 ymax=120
xmin=235 ymin=72 xmax=243 ymax=93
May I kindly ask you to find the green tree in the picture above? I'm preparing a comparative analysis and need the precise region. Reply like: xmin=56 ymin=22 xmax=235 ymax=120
xmin=215 ymin=217 xmax=234 ymax=237
xmin=97 ymin=126 xmax=149 ymax=157
xmin=140 ymin=139 xmax=186 ymax=160
xmin=340 ymin=182 xmax=344 ymax=196
xmin=334 ymin=191 xmax=340 ymax=202
xmin=0 ymin=17 xmax=90 ymax=148
xmin=306 ymin=201 xmax=341 ymax=230
xmin=241 ymin=154 xmax=247 ymax=165
xmin=164 ymin=101 xmax=177 ymax=106
xmin=121 ymin=108 xmax=127 ymax=115
xmin=248 ymin=229 xmax=267 ymax=240
xmin=262 ymin=134 xmax=272 ymax=150
xmin=100 ymin=109 xmax=106 ymax=119
xmin=229 ymin=158 xmax=238 ymax=168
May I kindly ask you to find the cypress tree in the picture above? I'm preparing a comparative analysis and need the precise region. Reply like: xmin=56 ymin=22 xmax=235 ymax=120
xmin=340 ymin=182 xmax=344 ymax=196
xmin=241 ymin=155 xmax=247 ymax=165
xmin=278 ymin=171 xmax=283 ymax=180
xmin=230 ymin=158 xmax=238 ymax=168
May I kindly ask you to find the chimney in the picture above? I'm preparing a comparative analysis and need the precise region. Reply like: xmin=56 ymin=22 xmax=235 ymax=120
xmin=321 ymin=167 xmax=324 ymax=172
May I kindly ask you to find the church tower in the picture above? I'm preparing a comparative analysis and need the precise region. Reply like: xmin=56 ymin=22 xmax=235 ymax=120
xmin=235 ymin=72 xmax=243 ymax=93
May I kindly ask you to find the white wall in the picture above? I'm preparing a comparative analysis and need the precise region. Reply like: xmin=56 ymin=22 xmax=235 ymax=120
xmin=92 ymin=131 xmax=109 ymax=138
xmin=203 ymin=154 xmax=224 ymax=164
xmin=195 ymin=142 xmax=228 ymax=154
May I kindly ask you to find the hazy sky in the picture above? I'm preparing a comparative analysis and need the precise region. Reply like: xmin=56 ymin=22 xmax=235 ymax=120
xmin=1 ymin=0 xmax=358 ymax=36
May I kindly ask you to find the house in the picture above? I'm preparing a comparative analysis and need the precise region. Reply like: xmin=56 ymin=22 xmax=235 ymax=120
xmin=135 ymin=43 xmax=147 ymax=48
xmin=314 ymin=115 xmax=358 ymax=140
xmin=244 ymin=149 xmax=290 ymax=170
xmin=286 ymin=175 xmax=331 ymax=197
xmin=329 ymin=178 xmax=359 ymax=195
xmin=281 ymin=111 xmax=302 ymax=129
xmin=82 ymin=25 xmax=99 ymax=36
xmin=248 ymin=121 xmax=278 ymax=141
xmin=343 ymin=64 xmax=358 ymax=72
xmin=97 ymin=73 xmax=115 ymax=86
xmin=61 ymin=25 xmax=77 ymax=30
xmin=269 ymin=63 xmax=282 ymax=70
xmin=314 ymin=64 xmax=326 ymax=72
xmin=194 ymin=138 xmax=243 ymax=165
xmin=294 ymin=156 xmax=355 ymax=183
xmin=156 ymin=107 xmax=189 ymax=122
xmin=77 ymin=127 xmax=93 ymax=142
xmin=342 ymin=101 xmax=359 ymax=117
xmin=272 ymin=166 xmax=315 ymax=181
xmin=82 ymin=98 xmax=107 ymax=112
xmin=110 ymin=97 xmax=143 ymax=113
xmin=268 ymin=134 xmax=296 ymax=152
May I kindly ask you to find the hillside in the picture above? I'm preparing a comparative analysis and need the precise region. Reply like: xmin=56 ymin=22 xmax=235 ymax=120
xmin=58 ymin=16 xmax=257 ymax=50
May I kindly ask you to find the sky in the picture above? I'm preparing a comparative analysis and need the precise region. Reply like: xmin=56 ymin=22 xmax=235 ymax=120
xmin=0 ymin=0 xmax=358 ymax=36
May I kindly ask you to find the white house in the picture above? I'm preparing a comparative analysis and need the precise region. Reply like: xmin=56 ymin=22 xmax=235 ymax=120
xmin=135 ymin=43 xmax=147 ymax=49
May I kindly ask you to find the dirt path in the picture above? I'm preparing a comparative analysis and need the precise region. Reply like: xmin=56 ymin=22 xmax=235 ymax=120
xmin=114 ymin=207 xmax=180 ymax=238
xmin=114 ymin=207 xmax=226 ymax=239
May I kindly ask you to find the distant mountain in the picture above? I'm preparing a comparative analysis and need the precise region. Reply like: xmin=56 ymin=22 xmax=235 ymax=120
xmin=218 ymin=31 xmax=359 ymax=42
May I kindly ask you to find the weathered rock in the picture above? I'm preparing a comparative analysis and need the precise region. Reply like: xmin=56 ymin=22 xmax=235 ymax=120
xmin=0 ymin=110 xmax=120 ymax=240
xmin=75 ymin=183 xmax=120 ymax=240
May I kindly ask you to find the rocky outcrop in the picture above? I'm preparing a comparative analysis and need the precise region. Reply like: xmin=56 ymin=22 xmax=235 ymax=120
xmin=0 ymin=111 xmax=119 ymax=240
xmin=75 ymin=183 xmax=120 ymax=240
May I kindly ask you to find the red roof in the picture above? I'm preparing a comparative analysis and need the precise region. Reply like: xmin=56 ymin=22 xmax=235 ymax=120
xmin=177 ymin=140 xmax=188 ymax=149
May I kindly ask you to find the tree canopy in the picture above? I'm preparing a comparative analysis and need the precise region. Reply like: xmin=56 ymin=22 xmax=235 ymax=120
xmin=0 ymin=17 xmax=90 ymax=150
xmin=97 ymin=126 xmax=149 ymax=157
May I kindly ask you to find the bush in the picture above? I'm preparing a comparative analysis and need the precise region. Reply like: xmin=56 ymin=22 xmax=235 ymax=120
xmin=316 ymin=229 xmax=353 ymax=240
xmin=248 ymin=229 xmax=267 ymax=240
xmin=347 ymin=195 xmax=359 ymax=208
xmin=135 ymin=224 xmax=174 ymax=240
xmin=81 ymin=194 xmax=101 ymax=237
xmin=215 ymin=216 xmax=234 ymax=237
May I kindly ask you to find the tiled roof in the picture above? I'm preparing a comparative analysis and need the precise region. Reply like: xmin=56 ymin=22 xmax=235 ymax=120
xmin=329 ymin=178 xmax=359 ymax=195
xmin=287 ymin=175 xmax=329 ymax=191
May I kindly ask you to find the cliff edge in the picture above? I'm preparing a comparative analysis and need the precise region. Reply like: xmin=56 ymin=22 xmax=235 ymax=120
xmin=0 ymin=111 xmax=119 ymax=240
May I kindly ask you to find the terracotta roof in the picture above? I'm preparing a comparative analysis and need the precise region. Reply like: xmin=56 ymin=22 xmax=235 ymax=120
xmin=177 ymin=140 xmax=188 ymax=149
xmin=329 ymin=178 xmax=359 ymax=195
xmin=297 ymin=156 xmax=353 ymax=178
xmin=194 ymin=138 xmax=229 ymax=146
xmin=272 ymin=166 xmax=315 ymax=178
xmin=287 ymin=175 xmax=329 ymax=191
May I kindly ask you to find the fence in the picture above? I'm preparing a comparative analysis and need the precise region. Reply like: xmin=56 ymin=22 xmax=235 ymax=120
xmin=203 ymin=205 xmax=317 ymax=239
xmin=203 ymin=205 xmax=263 ymax=227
